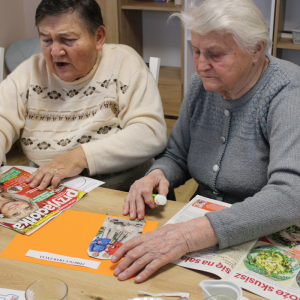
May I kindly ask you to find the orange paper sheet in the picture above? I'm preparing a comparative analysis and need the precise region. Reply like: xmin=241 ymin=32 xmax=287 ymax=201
xmin=0 ymin=210 xmax=158 ymax=276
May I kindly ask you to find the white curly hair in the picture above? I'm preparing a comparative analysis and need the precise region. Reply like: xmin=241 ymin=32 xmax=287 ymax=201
xmin=172 ymin=0 xmax=271 ymax=54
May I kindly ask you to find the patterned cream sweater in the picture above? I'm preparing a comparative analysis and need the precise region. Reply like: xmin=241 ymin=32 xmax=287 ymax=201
xmin=0 ymin=44 xmax=167 ymax=175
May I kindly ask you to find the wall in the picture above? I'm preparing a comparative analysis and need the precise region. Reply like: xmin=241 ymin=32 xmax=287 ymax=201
xmin=284 ymin=1 xmax=300 ymax=31
xmin=143 ymin=11 xmax=181 ymax=67
xmin=0 ymin=0 xmax=27 ymax=79
xmin=23 ymin=0 xmax=40 ymax=39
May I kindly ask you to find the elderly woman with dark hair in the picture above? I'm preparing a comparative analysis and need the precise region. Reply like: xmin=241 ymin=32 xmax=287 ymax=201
xmin=0 ymin=0 xmax=167 ymax=191
xmin=111 ymin=0 xmax=300 ymax=283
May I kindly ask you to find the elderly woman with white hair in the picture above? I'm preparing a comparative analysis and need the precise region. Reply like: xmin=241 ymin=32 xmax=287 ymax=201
xmin=111 ymin=0 xmax=300 ymax=282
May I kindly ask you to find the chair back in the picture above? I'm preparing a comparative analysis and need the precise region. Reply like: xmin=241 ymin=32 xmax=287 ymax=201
xmin=5 ymin=38 xmax=41 ymax=73
xmin=149 ymin=57 xmax=161 ymax=85
xmin=0 ymin=47 xmax=4 ymax=82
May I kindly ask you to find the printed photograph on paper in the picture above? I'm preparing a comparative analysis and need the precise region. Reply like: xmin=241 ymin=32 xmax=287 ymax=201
xmin=87 ymin=216 xmax=145 ymax=260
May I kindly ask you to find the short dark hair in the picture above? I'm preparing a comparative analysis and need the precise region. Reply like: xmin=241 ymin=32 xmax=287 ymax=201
xmin=35 ymin=0 xmax=104 ymax=36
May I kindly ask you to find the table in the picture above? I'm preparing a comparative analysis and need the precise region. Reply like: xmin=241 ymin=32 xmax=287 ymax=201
xmin=0 ymin=187 xmax=264 ymax=300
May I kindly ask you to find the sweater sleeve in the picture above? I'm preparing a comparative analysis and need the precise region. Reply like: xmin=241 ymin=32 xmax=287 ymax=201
xmin=81 ymin=68 xmax=167 ymax=175
xmin=0 ymin=75 xmax=26 ymax=163
xmin=206 ymin=83 xmax=300 ymax=249
xmin=147 ymin=90 xmax=192 ymax=188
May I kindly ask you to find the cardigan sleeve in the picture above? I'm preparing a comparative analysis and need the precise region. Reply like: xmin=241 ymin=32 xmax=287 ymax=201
xmin=82 ymin=68 xmax=167 ymax=175
xmin=0 ymin=75 xmax=26 ymax=163
xmin=206 ymin=82 xmax=300 ymax=249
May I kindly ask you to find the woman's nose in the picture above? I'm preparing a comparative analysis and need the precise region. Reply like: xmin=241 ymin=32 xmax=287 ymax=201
xmin=197 ymin=54 xmax=212 ymax=72
xmin=51 ymin=42 xmax=66 ymax=56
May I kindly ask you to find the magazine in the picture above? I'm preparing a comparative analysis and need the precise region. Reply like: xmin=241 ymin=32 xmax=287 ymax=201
xmin=167 ymin=195 xmax=300 ymax=300
xmin=0 ymin=167 xmax=86 ymax=235
xmin=1 ymin=165 xmax=104 ymax=193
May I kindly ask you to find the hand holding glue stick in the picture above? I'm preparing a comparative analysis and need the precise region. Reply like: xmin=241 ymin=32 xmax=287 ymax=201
xmin=123 ymin=169 xmax=169 ymax=220
xmin=152 ymin=194 xmax=167 ymax=205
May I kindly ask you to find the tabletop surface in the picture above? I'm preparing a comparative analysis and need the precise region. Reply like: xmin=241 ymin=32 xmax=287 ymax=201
xmin=0 ymin=187 xmax=264 ymax=300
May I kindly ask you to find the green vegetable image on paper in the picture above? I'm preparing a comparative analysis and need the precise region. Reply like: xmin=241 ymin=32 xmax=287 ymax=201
xmin=244 ymin=245 xmax=299 ymax=281
xmin=270 ymin=225 xmax=300 ymax=249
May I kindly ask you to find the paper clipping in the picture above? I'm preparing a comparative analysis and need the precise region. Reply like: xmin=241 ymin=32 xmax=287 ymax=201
xmin=167 ymin=195 xmax=300 ymax=300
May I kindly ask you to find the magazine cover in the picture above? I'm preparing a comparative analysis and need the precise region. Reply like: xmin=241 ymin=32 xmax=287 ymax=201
xmin=0 ymin=167 xmax=86 ymax=235
xmin=167 ymin=195 xmax=300 ymax=300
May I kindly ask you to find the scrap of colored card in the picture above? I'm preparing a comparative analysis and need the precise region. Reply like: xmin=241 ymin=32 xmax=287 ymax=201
xmin=0 ymin=210 xmax=158 ymax=276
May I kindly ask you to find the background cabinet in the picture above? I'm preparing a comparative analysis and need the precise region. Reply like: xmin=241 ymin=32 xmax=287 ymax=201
xmin=273 ymin=0 xmax=300 ymax=64
xmin=118 ymin=0 xmax=184 ymax=121
xmin=97 ymin=0 xmax=119 ymax=44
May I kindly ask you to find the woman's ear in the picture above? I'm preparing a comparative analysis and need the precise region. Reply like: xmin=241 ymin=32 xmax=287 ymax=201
xmin=96 ymin=25 xmax=106 ymax=51
xmin=253 ymin=41 xmax=265 ymax=63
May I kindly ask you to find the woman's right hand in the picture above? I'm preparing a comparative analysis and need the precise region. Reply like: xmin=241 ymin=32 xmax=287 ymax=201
xmin=123 ymin=169 xmax=169 ymax=220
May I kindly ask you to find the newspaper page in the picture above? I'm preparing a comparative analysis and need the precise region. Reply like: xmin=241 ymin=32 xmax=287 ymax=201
xmin=230 ymin=230 xmax=300 ymax=300
xmin=166 ymin=195 xmax=257 ymax=279
xmin=167 ymin=195 xmax=300 ymax=300
xmin=0 ymin=167 xmax=86 ymax=235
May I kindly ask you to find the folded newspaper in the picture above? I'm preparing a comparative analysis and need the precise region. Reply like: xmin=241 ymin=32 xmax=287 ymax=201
xmin=0 ymin=167 xmax=86 ymax=235
xmin=167 ymin=195 xmax=300 ymax=300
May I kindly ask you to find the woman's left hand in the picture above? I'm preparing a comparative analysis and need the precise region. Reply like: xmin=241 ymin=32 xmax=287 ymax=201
xmin=111 ymin=216 xmax=218 ymax=282
xmin=26 ymin=147 xmax=88 ymax=190
xmin=111 ymin=223 xmax=189 ymax=282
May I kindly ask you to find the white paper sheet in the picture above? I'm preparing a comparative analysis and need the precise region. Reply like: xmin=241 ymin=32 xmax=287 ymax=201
xmin=26 ymin=250 xmax=101 ymax=269
xmin=0 ymin=287 xmax=25 ymax=300
xmin=137 ymin=290 xmax=189 ymax=298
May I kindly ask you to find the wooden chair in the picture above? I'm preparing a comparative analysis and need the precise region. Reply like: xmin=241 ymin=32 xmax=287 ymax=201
xmin=148 ymin=57 xmax=161 ymax=85
xmin=0 ymin=47 xmax=4 ymax=83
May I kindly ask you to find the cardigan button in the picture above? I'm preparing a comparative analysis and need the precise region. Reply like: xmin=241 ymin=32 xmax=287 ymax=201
xmin=213 ymin=165 xmax=220 ymax=172
xmin=220 ymin=136 xmax=226 ymax=144
xmin=224 ymin=109 xmax=230 ymax=117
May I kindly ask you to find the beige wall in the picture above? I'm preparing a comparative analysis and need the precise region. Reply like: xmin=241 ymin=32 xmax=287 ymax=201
xmin=0 ymin=0 xmax=40 ymax=79
xmin=23 ymin=0 xmax=40 ymax=39
xmin=0 ymin=0 xmax=27 ymax=79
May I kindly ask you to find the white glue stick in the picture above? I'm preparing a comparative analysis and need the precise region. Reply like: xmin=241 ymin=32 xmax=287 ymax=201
xmin=152 ymin=194 xmax=167 ymax=205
